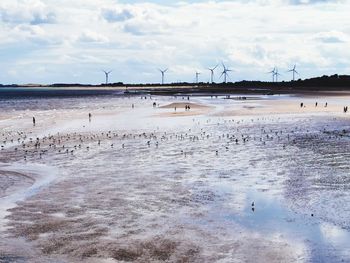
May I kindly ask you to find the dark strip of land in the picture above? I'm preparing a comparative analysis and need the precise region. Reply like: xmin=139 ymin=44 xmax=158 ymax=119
xmin=1 ymin=74 xmax=350 ymax=97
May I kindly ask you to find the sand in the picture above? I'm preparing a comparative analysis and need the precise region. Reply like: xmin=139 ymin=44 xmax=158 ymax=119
xmin=156 ymin=102 xmax=213 ymax=117
xmin=1 ymin=92 xmax=350 ymax=262
xmin=212 ymin=96 xmax=349 ymax=117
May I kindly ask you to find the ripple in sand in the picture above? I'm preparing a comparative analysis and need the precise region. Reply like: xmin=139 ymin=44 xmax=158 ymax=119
xmin=0 ymin=170 xmax=34 ymax=199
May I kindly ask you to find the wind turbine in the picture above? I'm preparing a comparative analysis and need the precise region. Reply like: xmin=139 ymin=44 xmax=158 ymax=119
xmin=102 ymin=70 xmax=112 ymax=85
xmin=159 ymin=68 xmax=168 ymax=85
xmin=267 ymin=67 xmax=276 ymax=82
xmin=220 ymin=63 xmax=232 ymax=83
xmin=287 ymin=65 xmax=299 ymax=81
xmin=208 ymin=64 xmax=218 ymax=83
xmin=195 ymin=71 xmax=201 ymax=84
xmin=274 ymin=68 xmax=282 ymax=82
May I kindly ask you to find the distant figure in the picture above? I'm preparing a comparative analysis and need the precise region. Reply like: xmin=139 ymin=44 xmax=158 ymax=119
xmin=32 ymin=117 xmax=36 ymax=126
xmin=315 ymin=102 xmax=318 ymax=107
xmin=187 ymin=96 xmax=190 ymax=100
xmin=153 ymin=102 xmax=156 ymax=108
xmin=188 ymin=105 xmax=191 ymax=111
xmin=325 ymin=102 xmax=328 ymax=108
xmin=185 ymin=105 xmax=188 ymax=111
xmin=344 ymin=106 xmax=348 ymax=113
xmin=300 ymin=102 xmax=303 ymax=108
xmin=88 ymin=113 xmax=92 ymax=122
xmin=175 ymin=107 xmax=177 ymax=112
xmin=132 ymin=104 xmax=134 ymax=109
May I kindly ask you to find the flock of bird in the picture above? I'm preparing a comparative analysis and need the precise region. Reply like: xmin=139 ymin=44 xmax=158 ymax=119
xmin=1 ymin=96 xmax=349 ymax=223
xmin=0 ymin=98 xmax=345 ymax=166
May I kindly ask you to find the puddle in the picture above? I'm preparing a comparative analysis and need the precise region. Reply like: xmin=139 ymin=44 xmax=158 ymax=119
xmin=206 ymin=187 xmax=350 ymax=262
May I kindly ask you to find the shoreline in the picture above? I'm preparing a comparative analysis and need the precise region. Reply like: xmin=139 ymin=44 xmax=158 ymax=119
xmin=2 ymin=85 xmax=350 ymax=97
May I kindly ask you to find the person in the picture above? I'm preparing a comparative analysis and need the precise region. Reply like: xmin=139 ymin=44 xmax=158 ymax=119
xmin=188 ymin=105 xmax=191 ymax=111
xmin=174 ymin=107 xmax=176 ymax=112
xmin=32 ymin=117 xmax=36 ymax=126
xmin=88 ymin=113 xmax=92 ymax=122
xmin=153 ymin=102 xmax=156 ymax=108
xmin=325 ymin=102 xmax=328 ymax=107
xmin=315 ymin=102 xmax=318 ymax=107
xmin=300 ymin=102 xmax=303 ymax=108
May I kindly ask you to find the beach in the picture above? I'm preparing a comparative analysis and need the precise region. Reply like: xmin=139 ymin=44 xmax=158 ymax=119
xmin=1 ymin=89 xmax=350 ymax=262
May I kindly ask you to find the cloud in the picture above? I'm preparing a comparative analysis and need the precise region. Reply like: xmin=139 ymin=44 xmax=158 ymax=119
xmin=289 ymin=0 xmax=342 ymax=4
xmin=0 ymin=0 xmax=56 ymax=25
xmin=78 ymin=31 xmax=109 ymax=44
xmin=101 ymin=7 xmax=133 ymax=22
xmin=312 ymin=31 xmax=349 ymax=43
xmin=0 ymin=0 xmax=349 ymax=84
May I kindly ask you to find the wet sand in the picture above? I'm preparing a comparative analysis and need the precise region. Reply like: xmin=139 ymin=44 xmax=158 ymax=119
xmin=1 ymin=92 xmax=350 ymax=262
xmin=0 ymin=171 xmax=34 ymax=199
xmin=157 ymin=102 xmax=213 ymax=117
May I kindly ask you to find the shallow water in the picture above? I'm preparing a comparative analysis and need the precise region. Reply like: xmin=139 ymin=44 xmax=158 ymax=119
xmin=0 ymin=90 xmax=350 ymax=262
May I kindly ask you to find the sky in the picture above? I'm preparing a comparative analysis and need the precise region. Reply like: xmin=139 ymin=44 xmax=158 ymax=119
xmin=0 ymin=0 xmax=349 ymax=84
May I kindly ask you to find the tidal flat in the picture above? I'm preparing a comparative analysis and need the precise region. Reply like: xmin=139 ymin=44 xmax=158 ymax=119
xmin=0 ymin=89 xmax=350 ymax=262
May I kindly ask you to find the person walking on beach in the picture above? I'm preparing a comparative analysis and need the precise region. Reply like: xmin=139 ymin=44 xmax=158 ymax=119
xmin=32 ymin=117 xmax=36 ymax=126
xmin=300 ymin=102 xmax=303 ymax=108
xmin=325 ymin=102 xmax=328 ymax=107
xmin=315 ymin=102 xmax=318 ymax=107
xmin=88 ymin=113 xmax=92 ymax=122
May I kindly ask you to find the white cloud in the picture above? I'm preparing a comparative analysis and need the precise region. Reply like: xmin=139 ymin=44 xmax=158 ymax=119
xmin=0 ymin=0 xmax=56 ymax=25
xmin=312 ymin=31 xmax=349 ymax=43
xmin=78 ymin=31 xmax=110 ymax=44
xmin=0 ymin=0 xmax=349 ymax=84
xmin=101 ymin=7 xmax=134 ymax=22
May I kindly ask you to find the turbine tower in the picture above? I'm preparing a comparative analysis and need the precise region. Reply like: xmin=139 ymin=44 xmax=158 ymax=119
xmin=274 ymin=68 xmax=281 ymax=82
xmin=159 ymin=68 xmax=168 ymax=85
xmin=287 ymin=65 xmax=299 ymax=81
xmin=267 ymin=67 xmax=276 ymax=82
xmin=208 ymin=64 xmax=218 ymax=83
xmin=220 ymin=63 xmax=232 ymax=83
xmin=195 ymin=71 xmax=201 ymax=84
xmin=102 ymin=70 xmax=112 ymax=85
